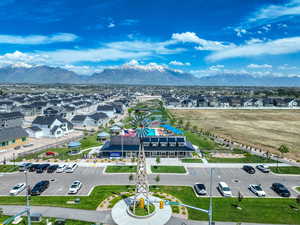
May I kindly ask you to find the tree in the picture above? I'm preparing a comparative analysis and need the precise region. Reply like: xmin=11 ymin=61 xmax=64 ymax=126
xmin=155 ymin=175 xmax=160 ymax=183
xmin=278 ymin=144 xmax=289 ymax=158
xmin=185 ymin=121 xmax=191 ymax=131
xmin=192 ymin=125 xmax=198 ymax=133
xmin=156 ymin=156 xmax=161 ymax=165
xmin=128 ymin=174 xmax=134 ymax=182
xmin=178 ymin=119 xmax=183 ymax=128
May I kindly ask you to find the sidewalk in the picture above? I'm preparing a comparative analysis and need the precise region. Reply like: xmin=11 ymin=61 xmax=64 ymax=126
xmin=0 ymin=205 xmax=288 ymax=225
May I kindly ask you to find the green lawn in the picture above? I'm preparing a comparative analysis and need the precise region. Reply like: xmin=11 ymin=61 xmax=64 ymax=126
xmin=208 ymin=153 xmax=277 ymax=163
xmin=151 ymin=186 xmax=300 ymax=224
xmin=270 ymin=166 xmax=300 ymax=174
xmin=0 ymin=165 xmax=19 ymax=172
xmin=0 ymin=185 xmax=134 ymax=210
xmin=181 ymin=158 xmax=203 ymax=163
xmin=151 ymin=165 xmax=186 ymax=173
xmin=105 ymin=165 xmax=137 ymax=173
xmin=184 ymin=131 xmax=217 ymax=150
xmin=16 ymin=133 xmax=101 ymax=162
xmin=296 ymin=187 xmax=300 ymax=193
xmin=0 ymin=185 xmax=299 ymax=224
xmin=0 ymin=216 xmax=94 ymax=225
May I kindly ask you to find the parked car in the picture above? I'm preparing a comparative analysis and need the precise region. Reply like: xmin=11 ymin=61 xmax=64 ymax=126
xmin=56 ymin=164 xmax=67 ymax=173
xmin=218 ymin=182 xmax=232 ymax=197
xmin=194 ymin=183 xmax=207 ymax=195
xmin=28 ymin=164 xmax=40 ymax=172
xmin=9 ymin=183 xmax=26 ymax=195
xmin=30 ymin=180 xmax=49 ymax=196
xmin=248 ymin=184 xmax=266 ymax=197
xmin=19 ymin=163 xmax=32 ymax=172
xmin=271 ymin=183 xmax=291 ymax=197
xmin=68 ymin=180 xmax=82 ymax=194
xmin=36 ymin=164 xmax=50 ymax=173
xmin=256 ymin=165 xmax=270 ymax=173
xmin=47 ymin=164 xmax=59 ymax=173
xmin=243 ymin=165 xmax=256 ymax=174
xmin=65 ymin=164 xmax=78 ymax=173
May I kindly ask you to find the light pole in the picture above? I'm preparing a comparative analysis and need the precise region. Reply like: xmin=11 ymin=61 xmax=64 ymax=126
xmin=25 ymin=170 xmax=31 ymax=225
xmin=208 ymin=168 xmax=214 ymax=225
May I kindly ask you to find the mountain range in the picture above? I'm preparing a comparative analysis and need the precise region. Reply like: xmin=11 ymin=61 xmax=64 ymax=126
xmin=0 ymin=65 xmax=300 ymax=87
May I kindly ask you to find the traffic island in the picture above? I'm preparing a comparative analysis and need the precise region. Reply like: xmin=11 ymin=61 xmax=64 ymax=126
xmin=111 ymin=195 xmax=172 ymax=225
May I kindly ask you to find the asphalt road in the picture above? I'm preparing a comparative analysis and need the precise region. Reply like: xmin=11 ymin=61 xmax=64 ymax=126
xmin=0 ymin=167 xmax=299 ymax=197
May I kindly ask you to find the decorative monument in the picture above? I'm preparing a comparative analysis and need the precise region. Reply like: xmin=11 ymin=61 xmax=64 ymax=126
xmin=111 ymin=111 xmax=172 ymax=225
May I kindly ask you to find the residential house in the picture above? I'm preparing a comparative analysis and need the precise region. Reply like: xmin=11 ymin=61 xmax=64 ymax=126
xmin=97 ymin=105 xmax=115 ymax=118
xmin=71 ymin=112 xmax=108 ymax=127
xmin=32 ymin=116 xmax=73 ymax=138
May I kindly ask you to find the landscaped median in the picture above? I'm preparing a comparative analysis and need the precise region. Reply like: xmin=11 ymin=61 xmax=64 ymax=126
xmin=269 ymin=166 xmax=300 ymax=175
xmin=181 ymin=158 xmax=203 ymax=163
xmin=0 ymin=165 xmax=18 ymax=173
xmin=0 ymin=185 xmax=299 ymax=224
xmin=151 ymin=165 xmax=186 ymax=173
xmin=105 ymin=165 xmax=137 ymax=173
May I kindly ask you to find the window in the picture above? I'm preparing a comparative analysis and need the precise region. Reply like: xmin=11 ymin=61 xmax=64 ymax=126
xmin=21 ymin=137 xmax=27 ymax=142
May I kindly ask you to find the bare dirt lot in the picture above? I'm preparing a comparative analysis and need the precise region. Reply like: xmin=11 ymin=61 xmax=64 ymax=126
xmin=171 ymin=109 xmax=300 ymax=160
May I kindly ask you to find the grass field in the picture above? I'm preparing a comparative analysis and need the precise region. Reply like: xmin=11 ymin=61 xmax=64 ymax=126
xmin=208 ymin=153 xmax=277 ymax=163
xmin=0 ymin=165 xmax=18 ymax=172
xmin=270 ymin=166 xmax=300 ymax=174
xmin=105 ymin=165 xmax=137 ymax=173
xmin=181 ymin=158 xmax=203 ymax=163
xmin=151 ymin=165 xmax=186 ymax=173
xmin=296 ymin=187 xmax=300 ymax=192
xmin=152 ymin=186 xmax=300 ymax=224
xmin=184 ymin=131 xmax=218 ymax=150
xmin=0 ymin=185 xmax=299 ymax=224
xmin=16 ymin=133 xmax=101 ymax=161
xmin=171 ymin=109 xmax=300 ymax=160
xmin=0 ymin=216 xmax=94 ymax=225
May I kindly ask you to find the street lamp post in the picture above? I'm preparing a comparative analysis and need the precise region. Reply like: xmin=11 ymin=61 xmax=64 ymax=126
xmin=25 ymin=170 xmax=31 ymax=225
xmin=208 ymin=168 xmax=213 ymax=225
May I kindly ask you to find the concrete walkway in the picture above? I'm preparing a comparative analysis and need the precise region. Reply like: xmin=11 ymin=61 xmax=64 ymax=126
xmin=0 ymin=205 xmax=289 ymax=225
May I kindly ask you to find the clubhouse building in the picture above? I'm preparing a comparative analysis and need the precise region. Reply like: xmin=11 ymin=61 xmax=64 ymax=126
xmin=99 ymin=135 xmax=195 ymax=158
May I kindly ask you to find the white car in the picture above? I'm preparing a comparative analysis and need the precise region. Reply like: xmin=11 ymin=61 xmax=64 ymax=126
xmin=68 ymin=180 xmax=82 ymax=194
xmin=65 ymin=164 xmax=78 ymax=173
xmin=218 ymin=182 xmax=232 ymax=197
xmin=10 ymin=183 xmax=26 ymax=195
xmin=56 ymin=164 xmax=67 ymax=173
xmin=249 ymin=184 xmax=266 ymax=197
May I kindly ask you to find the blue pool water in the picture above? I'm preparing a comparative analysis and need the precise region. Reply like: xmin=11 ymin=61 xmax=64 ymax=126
xmin=147 ymin=129 xmax=156 ymax=136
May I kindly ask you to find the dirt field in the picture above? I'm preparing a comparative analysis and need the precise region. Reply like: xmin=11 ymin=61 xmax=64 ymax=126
xmin=171 ymin=109 xmax=300 ymax=160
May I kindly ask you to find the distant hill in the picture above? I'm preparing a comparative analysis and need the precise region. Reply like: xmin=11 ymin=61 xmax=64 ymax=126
xmin=1 ymin=65 xmax=300 ymax=86
xmin=0 ymin=66 xmax=81 ymax=84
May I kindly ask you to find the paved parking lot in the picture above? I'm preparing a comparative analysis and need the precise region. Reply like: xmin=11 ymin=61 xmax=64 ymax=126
xmin=0 ymin=167 xmax=299 ymax=197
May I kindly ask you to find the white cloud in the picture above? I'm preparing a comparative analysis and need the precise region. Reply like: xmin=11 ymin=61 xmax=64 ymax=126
xmin=247 ymin=64 xmax=272 ymax=69
xmin=247 ymin=0 xmax=300 ymax=24
xmin=171 ymin=32 xmax=235 ymax=51
xmin=278 ymin=64 xmax=297 ymax=70
xmin=234 ymin=28 xmax=247 ymax=37
xmin=209 ymin=65 xmax=224 ymax=71
xmin=207 ymin=36 xmax=300 ymax=61
xmin=107 ymin=22 xmax=115 ymax=28
xmin=169 ymin=60 xmax=191 ymax=66
xmin=245 ymin=38 xmax=264 ymax=45
xmin=0 ymin=33 xmax=78 ymax=45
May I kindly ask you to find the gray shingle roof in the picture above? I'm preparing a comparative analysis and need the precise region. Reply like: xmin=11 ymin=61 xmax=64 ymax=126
xmin=0 ymin=126 xmax=28 ymax=142
xmin=0 ymin=111 xmax=24 ymax=120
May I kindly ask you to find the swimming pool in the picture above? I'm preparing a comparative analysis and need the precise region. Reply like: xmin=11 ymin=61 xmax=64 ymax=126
xmin=147 ymin=129 xmax=156 ymax=136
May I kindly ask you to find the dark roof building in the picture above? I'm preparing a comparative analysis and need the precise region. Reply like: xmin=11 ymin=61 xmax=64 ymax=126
xmin=100 ymin=135 xmax=195 ymax=158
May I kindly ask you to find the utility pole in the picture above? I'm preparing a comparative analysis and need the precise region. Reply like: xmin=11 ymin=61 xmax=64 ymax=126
xmin=208 ymin=168 xmax=213 ymax=225
xmin=25 ymin=170 xmax=31 ymax=225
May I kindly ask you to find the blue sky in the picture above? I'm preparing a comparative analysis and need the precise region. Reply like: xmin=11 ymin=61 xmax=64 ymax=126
xmin=0 ymin=0 xmax=300 ymax=77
